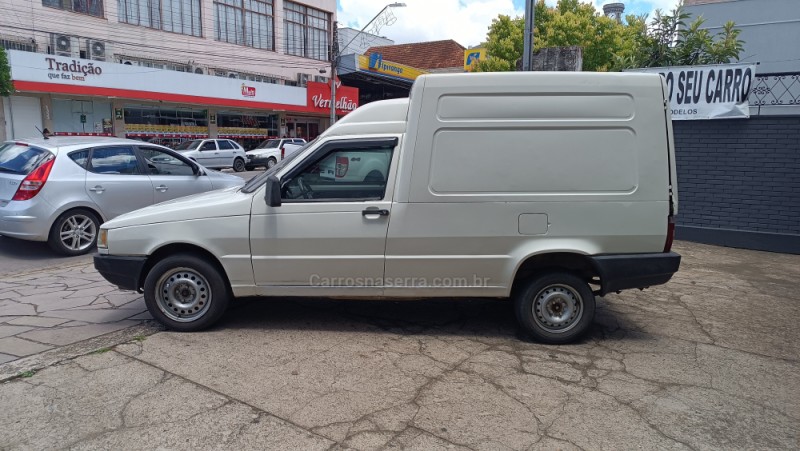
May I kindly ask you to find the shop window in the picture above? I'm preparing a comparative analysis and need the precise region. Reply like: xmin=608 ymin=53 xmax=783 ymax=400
xmin=119 ymin=0 xmax=202 ymax=37
xmin=284 ymin=1 xmax=329 ymax=61
xmin=43 ymin=0 xmax=104 ymax=17
xmin=214 ymin=0 xmax=274 ymax=50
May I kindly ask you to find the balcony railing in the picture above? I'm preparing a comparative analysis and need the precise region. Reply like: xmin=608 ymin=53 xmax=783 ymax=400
xmin=750 ymin=73 xmax=800 ymax=114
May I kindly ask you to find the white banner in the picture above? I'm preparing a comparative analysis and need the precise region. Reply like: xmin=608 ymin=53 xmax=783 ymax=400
xmin=632 ymin=63 xmax=757 ymax=120
xmin=7 ymin=50 xmax=307 ymax=108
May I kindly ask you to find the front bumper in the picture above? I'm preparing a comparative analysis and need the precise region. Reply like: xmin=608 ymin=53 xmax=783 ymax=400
xmin=590 ymin=252 xmax=681 ymax=295
xmin=94 ymin=254 xmax=147 ymax=292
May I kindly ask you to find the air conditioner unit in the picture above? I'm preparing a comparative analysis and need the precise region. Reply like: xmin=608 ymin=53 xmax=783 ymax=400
xmin=86 ymin=40 xmax=106 ymax=61
xmin=297 ymin=73 xmax=309 ymax=86
xmin=50 ymin=34 xmax=73 ymax=57
xmin=192 ymin=66 xmax=206 ymax=75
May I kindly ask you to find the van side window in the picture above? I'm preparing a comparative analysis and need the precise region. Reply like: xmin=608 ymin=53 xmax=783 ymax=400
xmin=281 ymin=145 xmax=394 ymax=202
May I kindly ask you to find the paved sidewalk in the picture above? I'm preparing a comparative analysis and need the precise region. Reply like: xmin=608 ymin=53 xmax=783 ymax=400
xmin=0 ymin=241 xmax=798 ymax=450
xmin=0 ymin=262 xmax=150 ymax=364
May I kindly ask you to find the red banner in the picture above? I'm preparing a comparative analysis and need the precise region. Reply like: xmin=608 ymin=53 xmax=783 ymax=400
xmin=306 ymin=81 xmax=359 ymax=115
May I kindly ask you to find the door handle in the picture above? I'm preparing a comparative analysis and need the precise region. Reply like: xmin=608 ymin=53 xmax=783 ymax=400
xmin=155 ymin=185 xmax=168 ymax=192
xmin=89 ymin=185 xmax=105 ymax=193
xmin=362 ymin=209 xmax=389 ymax=217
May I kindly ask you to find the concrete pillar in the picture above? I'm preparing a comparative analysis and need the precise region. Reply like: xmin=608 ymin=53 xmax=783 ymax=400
xmin=208 ymin=108 xmax=218 ymax=138
xmin=40 ymin=95 xmax=54 ymax=132
xmin=112 ymin=100 xmax=126 ymax=138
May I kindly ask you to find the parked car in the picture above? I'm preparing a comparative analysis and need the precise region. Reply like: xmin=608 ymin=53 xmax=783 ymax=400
xmin=245 ymin=138 xmax=306 ymax=170
xmin=0 ymin=137 xmax=243 ymax=256
xmin=94 ymin=72 xmax=681 ymax=344
xmin=174 ymin=139 xmax=248 ymax=172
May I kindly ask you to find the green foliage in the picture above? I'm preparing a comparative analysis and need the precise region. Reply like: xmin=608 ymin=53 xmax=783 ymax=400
xmin=0 ymin=47 xmax=13 ymax=96
xmin=473 ymin=0 xmax=744 ymax=73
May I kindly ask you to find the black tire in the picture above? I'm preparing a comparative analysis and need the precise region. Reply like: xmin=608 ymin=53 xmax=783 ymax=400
xmin=143 ymin=254 xmax=230 ymax=332
xmin=233 ymin=157 xmax=246 ymax=172
xmin=266 ymin=157 xmax=277 ymax=168
xmin=48 ymin=208 xmax=100 ymax=256
xmin=513 ymin=272 xmax=595 ymax=344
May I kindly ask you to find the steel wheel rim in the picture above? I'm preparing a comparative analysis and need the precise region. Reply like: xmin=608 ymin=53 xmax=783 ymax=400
xmin=234 ymin=159 xmax=245 ymax=171
xmin=532 ymin=284 xmax=583 ymax=333
xmin=267 ymin=158 xmax=276 ymax=168
xmin=59 ymin=214 xmax=96 ymax=251
xmin=155 ymin=267 xmax=212 ymax=322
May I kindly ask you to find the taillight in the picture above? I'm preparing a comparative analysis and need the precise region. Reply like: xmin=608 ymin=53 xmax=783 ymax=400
xmin=281 ymin=147 xmax=285 ymax=159
xmin=664 ymin=215 xmax=675 ymax=252
xmin=12 ymin=156 xmax=55 ymax=201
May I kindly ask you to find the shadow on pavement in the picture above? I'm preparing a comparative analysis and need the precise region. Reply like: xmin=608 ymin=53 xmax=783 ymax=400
xmin=0 ymin=236 xmax=89 ymax=275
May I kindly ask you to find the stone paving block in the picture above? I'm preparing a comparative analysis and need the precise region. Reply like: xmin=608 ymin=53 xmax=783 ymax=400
xmin=0 ymin=352 xmax=17 ymax=364
xmin=29 ymin=296 xmax=98 ymax=312
xmin=66 ymin=286 xmax=117 ymax=299
xmin=0 ymin=325 xmax=35 ymax=339
xmin=40 ymin=308 xmax=144 ymax=324
xmin=5 ymin=316 xmax=72 ymax=327
xmin=16 ymin=321 xmax=139 ymax=346
xmin=0 ymin=336 xmax=53 ymax=357
xmin=101 ymin=293 xmax=144 ymax=307
xmin=0 ymin=300 xmax=36 ymax=317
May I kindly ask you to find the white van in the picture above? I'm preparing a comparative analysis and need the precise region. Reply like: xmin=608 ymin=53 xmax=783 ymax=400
xmin=94 ymin=72 xmax=680 ymax=344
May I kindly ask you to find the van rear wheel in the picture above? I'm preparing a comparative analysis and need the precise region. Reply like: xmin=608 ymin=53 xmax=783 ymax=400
xmin=513 ymin=272 xmax=595 ymax=344
xmin=143 ymin=254 xmax=230 ymax=331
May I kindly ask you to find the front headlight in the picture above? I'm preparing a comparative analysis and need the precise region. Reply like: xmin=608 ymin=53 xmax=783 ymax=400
xmin=97 ymin=228 xmax=108 ymax=249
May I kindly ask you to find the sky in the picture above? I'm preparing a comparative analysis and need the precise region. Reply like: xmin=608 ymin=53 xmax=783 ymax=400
xmin=336 ymin=0 xmax=682 ymax=48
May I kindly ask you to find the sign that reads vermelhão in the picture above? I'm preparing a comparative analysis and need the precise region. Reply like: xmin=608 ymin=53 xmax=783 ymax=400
xmin=632 ymin=63 xmax=757 ymax=120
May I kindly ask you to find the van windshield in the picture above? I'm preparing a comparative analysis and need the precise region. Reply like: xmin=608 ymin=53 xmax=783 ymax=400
xmin=241 ymin=138 xmax=316 ymax=193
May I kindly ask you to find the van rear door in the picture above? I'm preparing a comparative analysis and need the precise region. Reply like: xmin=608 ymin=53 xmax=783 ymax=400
xmin=661 ymin=77 xmax=679 ymax=215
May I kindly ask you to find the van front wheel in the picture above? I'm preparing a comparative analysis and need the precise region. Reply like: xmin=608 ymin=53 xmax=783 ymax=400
xmin=513 ymin=272 xmax=595 ymax=344
xmin=143 ymin=254 xmax=230 ymax=331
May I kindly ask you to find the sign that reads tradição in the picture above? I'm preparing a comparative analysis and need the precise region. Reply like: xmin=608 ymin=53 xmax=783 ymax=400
xmin=632 ymin=63 xmax=757 ymax=120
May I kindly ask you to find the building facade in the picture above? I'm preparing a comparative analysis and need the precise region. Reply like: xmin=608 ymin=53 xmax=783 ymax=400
xmin=0 ymin=0 xmax=353 ymax=146
xmin=676 ymin=0 xmax=800 ymax=253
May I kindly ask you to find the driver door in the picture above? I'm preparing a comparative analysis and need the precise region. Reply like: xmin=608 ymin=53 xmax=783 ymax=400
xmin=249 ymin=137 xmax=399 ymax=296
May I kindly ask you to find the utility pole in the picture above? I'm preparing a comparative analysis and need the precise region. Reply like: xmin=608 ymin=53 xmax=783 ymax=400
xmin=522 ymin=0 xmax=535 ymax=71
xmin=329 ymin=3 xmax=406 ymax=126
xmin=330 ymin=22 xmax=339 ymax=125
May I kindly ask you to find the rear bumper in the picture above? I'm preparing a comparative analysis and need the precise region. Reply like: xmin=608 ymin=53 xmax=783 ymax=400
xmin=94 ymin=254 xmax=147 ymax=292
xmin=590 ymin=252 xmax=681 ymax=295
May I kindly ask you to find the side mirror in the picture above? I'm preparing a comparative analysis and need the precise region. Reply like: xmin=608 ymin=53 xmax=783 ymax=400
xmin=266 ymin=175 xmax=281 ymax=207
xmin=191 ymin=163 xmax=204 ymax=176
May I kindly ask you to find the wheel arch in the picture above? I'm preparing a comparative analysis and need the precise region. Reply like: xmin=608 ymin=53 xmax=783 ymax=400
xmin=139 ymin=243 xmax=233 ymax=294
xmin=511 ymin=251 xmax=602 ymax=297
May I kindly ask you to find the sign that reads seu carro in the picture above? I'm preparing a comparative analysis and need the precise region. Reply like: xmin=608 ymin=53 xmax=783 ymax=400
xmin=633 ymin=63 xmax=756 ymax=120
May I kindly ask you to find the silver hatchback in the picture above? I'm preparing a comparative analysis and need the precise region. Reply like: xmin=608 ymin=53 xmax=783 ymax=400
xmin=0 ymin=137 xmax=244 ymax=255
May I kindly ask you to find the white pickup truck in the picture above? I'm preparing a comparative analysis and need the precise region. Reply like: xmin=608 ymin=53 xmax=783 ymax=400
xmin=245 ymin=138 xmax=306 ymax=170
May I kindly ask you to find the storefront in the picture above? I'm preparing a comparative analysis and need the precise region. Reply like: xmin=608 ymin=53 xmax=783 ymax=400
xmin=3 ymin=50 xmax=359 ymax=146
xmin=336 ymin=53 xmax=427 ymax=105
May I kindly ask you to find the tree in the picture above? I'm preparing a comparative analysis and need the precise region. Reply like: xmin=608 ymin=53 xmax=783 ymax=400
xmin=616 ymin=2 xmax=744 ymax=69
xmin=472 ymin=0 xmax=744 ymax=73
xmin=0 ymin=47 xmax=13 ymax=97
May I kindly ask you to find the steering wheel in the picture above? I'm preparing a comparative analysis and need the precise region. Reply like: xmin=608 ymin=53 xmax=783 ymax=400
xmin=295 ymin=176 xmax=314 ymax=199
